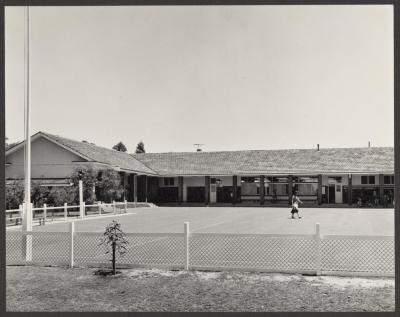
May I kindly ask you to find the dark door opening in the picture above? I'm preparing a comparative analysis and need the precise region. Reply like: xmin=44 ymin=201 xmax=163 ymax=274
xmin=217 ymin=186 xmax=234 ymax=203
xmin=157 ymin=187 xmax=179 ymax=203
xmin=328 ymin=185 xmax=335 ymax=204
xmin=187 ymin=187 xmax=205 ymax=203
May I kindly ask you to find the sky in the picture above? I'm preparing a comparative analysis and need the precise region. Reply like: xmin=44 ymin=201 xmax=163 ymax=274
xmin=5 ymin=5 xmax=394 ymax=153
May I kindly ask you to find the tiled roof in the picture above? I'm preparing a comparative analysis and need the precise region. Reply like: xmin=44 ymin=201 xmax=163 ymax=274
xmin=41 ymin=132 xmax=157 ymax=175
xmin=132 ymin=147 xmax=394 ymax=176
xmin=8 ymin=131 xmax=393 ymax=176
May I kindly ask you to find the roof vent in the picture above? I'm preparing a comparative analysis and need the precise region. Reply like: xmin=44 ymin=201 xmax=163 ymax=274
xmin=368 ymin=141 xmax=371 ymax=148
xmin=194 ymin=144 xmax=203 ymax=152
xmin=317 ymin=144 xmax=320 ymax=151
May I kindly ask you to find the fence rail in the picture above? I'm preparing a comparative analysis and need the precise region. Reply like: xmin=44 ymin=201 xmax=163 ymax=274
xmin=6 ymin=223 xmax=394 ymax=277
xmin=5 ymin=200 xmax=152 ymax=226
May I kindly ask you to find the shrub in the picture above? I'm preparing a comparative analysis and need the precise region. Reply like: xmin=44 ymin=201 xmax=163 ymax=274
xmin=6 ymin=180 xmax=24 ymax=209
xmin=47 ymin=186 xmax=77 ymax=206
xmin=31 ymin=181 xmax=51 ymax=207
xmin=70 ymin=167 xmax=98 ymax=204
xmin=96 ymin=169 xmax=124 ymax=203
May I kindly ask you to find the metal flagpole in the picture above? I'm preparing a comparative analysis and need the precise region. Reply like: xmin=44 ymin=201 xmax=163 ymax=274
xmin=22 ymin=6 xmax=32 ymax=235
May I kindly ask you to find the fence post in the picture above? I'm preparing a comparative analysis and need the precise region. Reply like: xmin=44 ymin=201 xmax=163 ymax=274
xmin=17 ymin=204 xmax=22 ymax=225
xmin=315 ymin=223 xmax=322 ymax=276
xmin=79 ymin=180 xmax=84 ymax=219
xmin=64 ymin=203 xmax=68 ymax=219
xmin=69 ymin=222 xmax=75 ymax=268
xmin=22 ymin=203 xmax=33 ymax=262
xmin=43 ymin=203 xmax=47 ymax=225
xmin=184 ymin=222 xmax=190 ymax=270
xmin=98 ymin=202 xmax=102 ymax=215
xmin=124 ymin=200 xmax=127 ymax=213
xmin=113 ymin=200 xmax=116 ymax=214
xmin=82 ymin=202 xmax=86 ymax=218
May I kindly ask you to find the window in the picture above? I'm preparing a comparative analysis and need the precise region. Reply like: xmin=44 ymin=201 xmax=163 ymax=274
xmin=384 ymin=175 xmax=395 ymax=185
xmin=328 ymin=176 xmax=342 ymax=183
xmin=361 ymin=175 xmax=376 ymax=185
xmin=294 ymin=183 xmax=318 ymax=195
xmin=369 ymin=176 xmax=375 ymax=184
xmin=241 ymin=177 xmax=261 ymax=195
xmin=241 ymin=177 xmax=259 ymax=183
xmin=266 ymin=177 xmax=288 ymax=183
xmin=271 ymin=183 xmax=288 ymax=195
xmin=293 ymin=176 xmax=317 ymax=183
xmin=163 ymin=177 xmax=175 ymax=186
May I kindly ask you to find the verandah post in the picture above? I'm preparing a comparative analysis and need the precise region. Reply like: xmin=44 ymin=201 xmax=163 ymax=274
xmin=124 ymin=200 xmax=128 ymax=213
xmin=69 ymin=221 xmax=75 ymax=268
xmin=98 ymin=201 xmax=102 ymax=215
xmin=184 ymin=222 xmax=190 ymax=270
xmin=134 ymin=174 xmax=138 ymax=208
xmin=315 ymin=223 xmax=322 ymax=276
xmin=113 ymin=200 xmax=116 ymax=214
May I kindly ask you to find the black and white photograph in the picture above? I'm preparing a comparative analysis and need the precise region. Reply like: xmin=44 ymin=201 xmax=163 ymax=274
xmin=4 ymin=3 xmax=396 ymax=312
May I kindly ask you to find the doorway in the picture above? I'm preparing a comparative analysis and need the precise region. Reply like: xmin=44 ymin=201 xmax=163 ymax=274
xmin=186 ymin=187 xmax=205 ymax=203
xmin=328 ymin=184 xmax=335 ymax=204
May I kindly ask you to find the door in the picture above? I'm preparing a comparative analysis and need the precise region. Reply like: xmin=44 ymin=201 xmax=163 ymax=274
xmin=328 ymin=185 xmax=335 ymax=203
xmin=186 ymin=187 xmax=205 ymax=203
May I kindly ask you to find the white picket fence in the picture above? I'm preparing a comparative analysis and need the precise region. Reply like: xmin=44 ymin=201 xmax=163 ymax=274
xmin=5 ymin=200 xmax=151 ymax=226
xmin=6 ymin=223 xmax=394 ymax=277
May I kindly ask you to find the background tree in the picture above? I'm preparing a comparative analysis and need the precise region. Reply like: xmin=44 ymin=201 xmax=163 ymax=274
xmin=96 ymin=169 xmax=124 ymax=203
xmin=135 ymin=141 xmax=145 ymax=154
xmin=113 ymin=141 xmax=127 ymax=152
xmin=100 ymin=220 xmax=128 ymax=275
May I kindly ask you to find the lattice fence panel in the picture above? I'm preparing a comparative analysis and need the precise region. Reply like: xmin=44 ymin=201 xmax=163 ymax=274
xmin=190 ymin=233 xmax=317 ymax=271
xmin=321 ymin=236 xmax=394 ymax=274
xmin=6 ymin=231 xmax=25 ymax=265
xmin=74 ymin=232 xmax=185 ymax=268
xmin=30 ymin=232 xmax=70 ymax=265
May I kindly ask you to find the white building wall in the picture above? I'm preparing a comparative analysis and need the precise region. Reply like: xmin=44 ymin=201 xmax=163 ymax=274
xmin=6 ymin=136 xmax=86 ymax=179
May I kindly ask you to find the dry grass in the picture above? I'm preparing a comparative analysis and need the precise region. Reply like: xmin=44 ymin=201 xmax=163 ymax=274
xmin=6 ymin=266 xmax=394 ymax=312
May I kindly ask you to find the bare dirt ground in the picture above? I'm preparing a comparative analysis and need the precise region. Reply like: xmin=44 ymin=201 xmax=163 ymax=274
xmin=6 ymin=266 xmax=394 ymax=312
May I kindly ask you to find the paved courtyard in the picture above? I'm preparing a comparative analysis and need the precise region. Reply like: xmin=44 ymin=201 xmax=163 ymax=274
xmin=16 ymin=206 xmax=394 ymax=236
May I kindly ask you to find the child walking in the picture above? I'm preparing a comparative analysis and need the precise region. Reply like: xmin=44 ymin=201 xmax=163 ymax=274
xmin=291 ymin=191 xmax=303 ymax=219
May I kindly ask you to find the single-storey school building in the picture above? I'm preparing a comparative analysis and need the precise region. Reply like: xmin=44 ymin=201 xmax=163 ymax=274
xmin=5 ymin=131 xmax=395 ymax=207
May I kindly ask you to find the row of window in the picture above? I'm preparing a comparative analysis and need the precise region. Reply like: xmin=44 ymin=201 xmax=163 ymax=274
xmin=242 ymin=183 xmax=318 ymax=196
xmin=360 ymin=176 xmax=395 ymax=185
xmin=163 ymin=175 xmax=395 ymax=187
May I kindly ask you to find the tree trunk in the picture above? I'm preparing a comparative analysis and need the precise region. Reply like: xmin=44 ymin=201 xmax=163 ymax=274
xmin=112 ymin=242 xmax=116 ymax=275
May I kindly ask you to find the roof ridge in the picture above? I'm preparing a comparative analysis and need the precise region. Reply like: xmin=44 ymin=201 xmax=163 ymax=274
xmin=41 ymin=131 xmax=158 ymax=174
xmin=41 ymin=132 xmax=96 ymax=162
xmin=43 ymin=131 xmax=125 ymax=154
xmin=132 ymin=146 xmax=394 ymax=155
xmin=129 ymin=153 xmax=158 ymax=173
